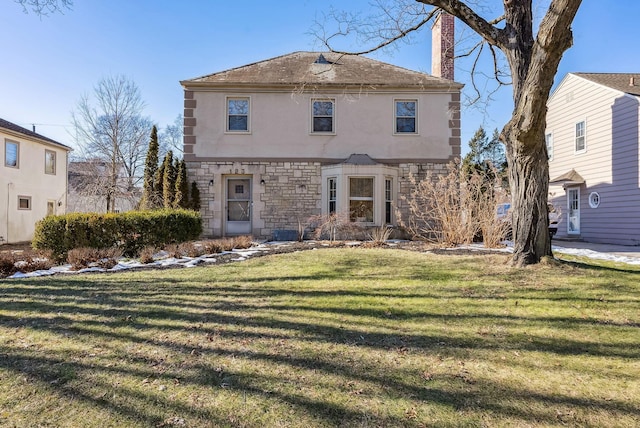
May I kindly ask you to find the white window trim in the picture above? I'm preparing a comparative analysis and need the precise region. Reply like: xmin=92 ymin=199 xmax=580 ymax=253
xmin=393 ymin=99 xmax=418 ymax=135
xmin=574 ymin=120 xmax=586 ymax=154
xmin=45 ymin=149 xmax=56 ymax=175
xmin=5 ymin=139 xmax=19 ymax=168
xmin=545 ymin=132 xmax=554 ymax=161
xmin=18 ymin=195 xmax=31 ymax=210
xmin=589 ymin=192 xmax=600 ymax=208
xmin=225 ymin=96 xmax=251 ymax=134
xmin=310 ymin=98 xmax=336 ymax=135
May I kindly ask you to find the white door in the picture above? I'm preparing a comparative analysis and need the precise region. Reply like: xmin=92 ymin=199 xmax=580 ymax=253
xmin=567 ymin=187 xmax=580 ymax=234
xmin=225 ymin=177 xmax=252 ymax=235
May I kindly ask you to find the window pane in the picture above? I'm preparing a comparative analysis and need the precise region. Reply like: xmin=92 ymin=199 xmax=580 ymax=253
xmin=228 ymin=99 xmax=248 ymax=115
xmin=45 ymin=151 xmax=56 ymax=174
xmin=228 ymin=201 xmax=250 ymax=221
xmin=396 ymin=118 xmax=416 ymax=133
xmin=18 ymin=197 xmax=30 ymax=210
xmin=396 ymin=101 xmax=415 ymax=117
xmin=5 ymin=142 xmax=18 ymax=167
xmin=350 ymin=200 xmax=373 ymax=222
xmin=313 ymin=101 xmax=333 ymax=116
xmin=350 ymin=178 xmax=373 ymax=198
xmin=228 ymin=116 xmax=248 ymax=131
xmin=313 ymin=117 xmax=333 ymax=132
xmin=47 ymin=201 xmax=55 ymax=216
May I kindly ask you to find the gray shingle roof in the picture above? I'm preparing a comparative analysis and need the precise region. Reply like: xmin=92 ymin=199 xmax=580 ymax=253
xmin=574 ymin=73 xmax=640 ymax=97
xmin=182 ymin=51 xmax=462 ymax=90
xmin=0 ymin=117 xmax=71 ymax=150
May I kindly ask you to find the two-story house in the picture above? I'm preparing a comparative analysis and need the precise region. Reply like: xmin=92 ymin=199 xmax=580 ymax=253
xmin=181 ymin=16 xmax=461 ymax=239
xmin=547 ymin=73 xmax=640 ymax=245
xmin=1 ymin=118 xmax=71 ymax=244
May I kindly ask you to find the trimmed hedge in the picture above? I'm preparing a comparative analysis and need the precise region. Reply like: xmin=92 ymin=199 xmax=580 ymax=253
xmin=33 ymin=209 xmax=202 ymax=261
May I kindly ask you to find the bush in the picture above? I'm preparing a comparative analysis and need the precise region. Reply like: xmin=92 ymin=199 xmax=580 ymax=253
xmin=0 ymin=253 xmax=17 ymax=276
xmin=202 ymin=236 xmax=253 ymax=254
xmin=33 ymin=209 xmax=202 ymax=261
xmin=67 ymin=247 xmax=123 ymax=270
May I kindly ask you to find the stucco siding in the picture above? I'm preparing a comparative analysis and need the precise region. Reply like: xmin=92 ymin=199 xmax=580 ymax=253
xmin=547 ymin=74 xmax=640 ymax=245
xmin=189 ymin=90 xmax=454 ymax=162
xmin=1 ymin=132 xmax=68 ymax=243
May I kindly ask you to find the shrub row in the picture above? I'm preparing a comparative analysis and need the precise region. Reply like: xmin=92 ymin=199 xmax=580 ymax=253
xmin=33 ymin=209 xmax=202 ymax=261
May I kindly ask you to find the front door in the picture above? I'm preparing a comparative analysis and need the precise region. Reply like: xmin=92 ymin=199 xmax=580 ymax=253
xmin=567 ymin=187 xmax=580 ymax=235
xmin=225 ymin=177 xmax=252 ymax=235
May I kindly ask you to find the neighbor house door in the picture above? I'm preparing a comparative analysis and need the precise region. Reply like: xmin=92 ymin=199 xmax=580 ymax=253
xmin=225 ymin=176 xmax=252 ymax=235
xmin=567 ymin=187 xmax=580 ymax=235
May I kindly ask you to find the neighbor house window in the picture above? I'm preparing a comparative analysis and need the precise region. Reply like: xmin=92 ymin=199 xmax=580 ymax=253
xmin=227 ymin=97 xmax=250 ymax=132
xmin=18 ymin=196 xmax=31 ymax=210
xmin=395 ymin=100 xmax=417 ymax=133
xmin=385 ymin=178 xmax=393 ymax=224
xmin=349 ymin=177 xmax=374 ymax=222
xmin=45 ymin=149 xmax=56 ymax=175
xmin=47 ymin=200 xmax=55 ymax=216
xmin=328 ymin=177 xmax=337 ymax=214
xmin=545 ymin=133 xmax=553 ymax=161
xmin=312 ymin=99 xmax=335 ymax=133
xmin=575 ymin=121 xmax=586 ymax=153
xmin=5 ymin=140 xmax=19 ymax=168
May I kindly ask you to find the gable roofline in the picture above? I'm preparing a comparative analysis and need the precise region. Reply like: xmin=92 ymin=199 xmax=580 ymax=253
xmin=0 ymin=117 xmax=72 ymax=151
xmin=549 ymin=72 xmax=640 ymax=104
xmin=181 ymin=51 xmax=463 ymax=91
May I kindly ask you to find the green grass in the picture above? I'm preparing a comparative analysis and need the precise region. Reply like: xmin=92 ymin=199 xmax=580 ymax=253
xmin=0 ymin=248 xmax=638 ymax=427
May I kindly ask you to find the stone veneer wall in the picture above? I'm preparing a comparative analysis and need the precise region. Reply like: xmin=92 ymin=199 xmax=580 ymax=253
xmin=187 ymin=161 xmax=322 ymax=239
xmin=188 ymin=159 xmax=450 ymax=240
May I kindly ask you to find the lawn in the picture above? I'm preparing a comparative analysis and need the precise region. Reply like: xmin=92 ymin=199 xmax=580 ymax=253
xmin=0 ymin=248 xmax=638 ymax=427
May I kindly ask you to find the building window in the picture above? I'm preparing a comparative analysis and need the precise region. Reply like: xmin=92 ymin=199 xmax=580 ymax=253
xmin=328 ymin=177 xmax=337 ymax=214
xmin=18 ymin=196 xmax=31 ymax=210
xmin=227 ymin=97 xmax=249 ymax=132
xmin=45 ymin=149 xmax=56 ymax=175
xmin=545 ymin=133 xmax=553 ymax=161
xmin=5 ymin=140 xmax=19 ymax=168
xmin=47 ymin=200 xmax=55 ymax=216
xmin=312 ymin=99 xmax=334 ymax=133
xmin=395 ymin=100 xmax=417 ymax=133
xmin=385 ymin=178 xmax=393 ymax=224
xmin=589 ymin=192 xmax=600 ymax=208
xmin=575 ymin=121 xmax=586 ymax=153
xmin=349 ymin=177 xmax=374 ymax=222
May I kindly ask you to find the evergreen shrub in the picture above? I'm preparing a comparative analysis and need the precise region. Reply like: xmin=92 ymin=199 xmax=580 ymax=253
xmin=33 ymin=209 xmax=202 ymax=260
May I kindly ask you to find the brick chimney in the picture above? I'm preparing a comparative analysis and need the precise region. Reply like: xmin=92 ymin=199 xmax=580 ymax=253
xmin=432 ymin=12 xmax=455 ymax=81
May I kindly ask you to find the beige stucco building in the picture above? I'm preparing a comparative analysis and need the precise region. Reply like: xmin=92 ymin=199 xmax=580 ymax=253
xmin=180 ymin=15 xmax=461 ymax=239
xmin=1 ymin=118 xmax=71 ymax=244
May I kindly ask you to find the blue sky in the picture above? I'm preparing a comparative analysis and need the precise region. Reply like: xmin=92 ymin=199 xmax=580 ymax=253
xmin=1 ymin=1 xmax=639 ymax=154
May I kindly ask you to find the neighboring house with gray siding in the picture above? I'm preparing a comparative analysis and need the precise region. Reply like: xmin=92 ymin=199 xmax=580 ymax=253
xmin=547 ymin=73 xmax=640 ymax=245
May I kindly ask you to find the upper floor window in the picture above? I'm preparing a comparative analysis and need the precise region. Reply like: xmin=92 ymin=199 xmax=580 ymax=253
xmin=5 ymin=140 xmax=19 ymax=168
xmin=545 ymin=133 xmax=553 ymax=161
xmin=312 ymin=99 xmax=334 ymax=133
xmin=227 ymin=97 xmax=250 ymax=132
xmin=575 ymin=121 xmax=586 ymax=153
xmin=395 ymin=100 xmax=417 ymax=134
xmin=45 ymin=149 xmax=56 ymax=175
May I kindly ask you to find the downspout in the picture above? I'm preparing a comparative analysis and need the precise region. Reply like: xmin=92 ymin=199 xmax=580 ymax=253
xmin=6 ymin=182 xmax=12 ymax=244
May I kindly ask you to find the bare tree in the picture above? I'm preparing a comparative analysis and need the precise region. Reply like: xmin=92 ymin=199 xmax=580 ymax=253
xmin=14 ymin=0 xmax=72 ymax=15
xmin=71 ymin=75 xmax=152 ymax=212
xmin=320 ymin=0 xmax=582 ymax=265
xmin=160 ymin=114 xmax=184 ymax=158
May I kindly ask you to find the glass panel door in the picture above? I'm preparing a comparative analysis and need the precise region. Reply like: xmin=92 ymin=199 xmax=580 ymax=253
xmin=226 ymin=177 xmax=252 ymax=235
xmin=567 ymin=188 xmax=580 ymax=234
